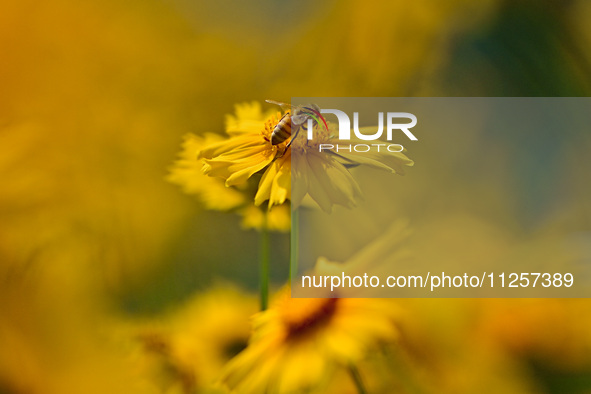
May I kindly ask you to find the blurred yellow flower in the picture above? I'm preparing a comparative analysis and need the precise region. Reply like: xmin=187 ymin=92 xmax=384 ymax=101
xmin=168 ymin=286 xmax=258 ymax=381
xmin=476 ymin=299 xmax=591 ymax=370
xmin=219 ymin=288 xmax=400 ymax=394
xmin=131 ymin=285 xmax=258 ymax=393
xmin=239 ymin=203 xmax=290 ymax=233
xmin=168 ymin=133 xmax=247 ymax=211
xmin=198 ymin=101 xmax=414 ymax=213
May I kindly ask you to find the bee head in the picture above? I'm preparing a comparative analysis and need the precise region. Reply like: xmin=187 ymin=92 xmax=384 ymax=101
xmin=301 ymin=105 xmax=328 ymax=132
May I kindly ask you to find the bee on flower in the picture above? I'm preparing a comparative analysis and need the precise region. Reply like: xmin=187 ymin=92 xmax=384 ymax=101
xmin=194 ymin=101 xmax=414 ymax=213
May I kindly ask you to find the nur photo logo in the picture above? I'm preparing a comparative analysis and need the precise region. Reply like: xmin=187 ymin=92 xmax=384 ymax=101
xmin=304 ymin=108 xmax=418 ymax=153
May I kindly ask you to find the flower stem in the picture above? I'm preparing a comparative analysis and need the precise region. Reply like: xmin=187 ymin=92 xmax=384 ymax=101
xmin=348 ymin=365 xmax=368 ymax=394
xmin=260 ymin=213 xmax=270 ymax=311
xmin=289 ymin=207 xmax=299 ymax=283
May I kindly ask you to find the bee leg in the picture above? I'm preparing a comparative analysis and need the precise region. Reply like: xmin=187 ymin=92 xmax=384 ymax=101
xmin=272 ymin=146 xmax=287 ymax=161
xmin=285 ymin=128 xmax=301 ymax=150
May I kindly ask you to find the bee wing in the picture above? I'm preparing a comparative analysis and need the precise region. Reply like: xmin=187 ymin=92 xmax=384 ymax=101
xmin=291 ymin=114 xmax=309 ymax=126
xmin=265 ymin=100 xmax=293 ymax=111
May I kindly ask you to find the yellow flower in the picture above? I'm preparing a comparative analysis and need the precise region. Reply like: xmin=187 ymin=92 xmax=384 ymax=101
xmin=168 ymin=133 xmax=247 ymax=211
xmin=219 ymin=288 xmax=400 ymax=394
xmin=168 ymin=285 xmax=258 ymax=391
xmin=167 ymin=131 xmax=289 ymax=232
xmin=131 ymin=285 xmax=258 ymax=393
xmin=199 ymin=102 xmax=285 ymax=187
xmin=199 ymin=101 xmax=414 ymax=213
xmin=475 ymin=299 xmax=591 ymax=369
xmin=289 ymin=126 xmax=414 ymax=213
xmin=254 ymin=149 xmax=291 ymax=208
xmin=239 ymin=203 xmax=291 ymax=233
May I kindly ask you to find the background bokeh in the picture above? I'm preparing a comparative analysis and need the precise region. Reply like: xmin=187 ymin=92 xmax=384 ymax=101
xmin=1 ymin=0 xmax=591 ymax=393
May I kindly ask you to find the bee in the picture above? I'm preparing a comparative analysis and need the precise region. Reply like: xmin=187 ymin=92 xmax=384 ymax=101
xmin=265 ymin=100 xmax=328 ymax=148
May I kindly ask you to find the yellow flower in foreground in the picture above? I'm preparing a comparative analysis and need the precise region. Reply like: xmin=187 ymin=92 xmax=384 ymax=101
xmin=199 ymin=101 xmax=414 ymax=213
xmin=219 ymin=288 xmax=400 ymax=393
xmin=168 ymin=286 xmax=258 ymax=390
xmin=132 ymin=285 xmax=257 ymax=393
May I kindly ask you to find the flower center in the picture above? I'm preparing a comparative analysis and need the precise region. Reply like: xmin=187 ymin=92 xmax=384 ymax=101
xmin=280 ymin=297 xmax=339 ymax=338
xmin=288 ymin=121 xmax=334 ymax=154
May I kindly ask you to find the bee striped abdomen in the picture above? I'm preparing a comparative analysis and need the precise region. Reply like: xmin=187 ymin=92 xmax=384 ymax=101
xmin=271 ymin=113 xmax=292 ymax=145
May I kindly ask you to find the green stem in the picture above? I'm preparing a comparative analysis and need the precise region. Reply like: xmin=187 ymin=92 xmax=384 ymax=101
xmin=348 ymin=365 xmax=368 ymax=394
xmin=289 ymin=207 xmax=299 ymax=284
xmin=383 ymin=346 xmax=425 ymax=394
xmin=260 ymin=213 xmax=270 ymax=311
